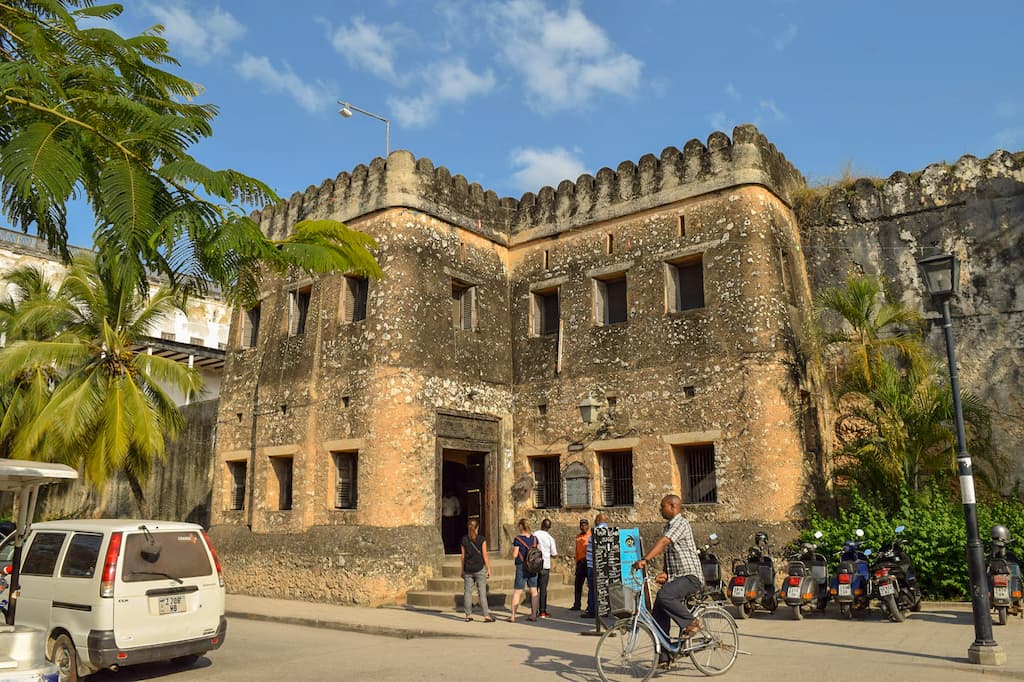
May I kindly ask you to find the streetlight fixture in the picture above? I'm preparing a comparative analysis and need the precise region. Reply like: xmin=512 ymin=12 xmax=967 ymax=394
xmin=577 ymin=395 xmax=603 ymax=425
xmin=337 ymin=100 xmax=390 ymax=157
xmin=917 ymin=252 xmax=1005 ymax=666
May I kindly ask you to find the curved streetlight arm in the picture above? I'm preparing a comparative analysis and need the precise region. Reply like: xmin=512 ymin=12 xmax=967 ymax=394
xmin=337 ymin=100 xmax=390 ymax=156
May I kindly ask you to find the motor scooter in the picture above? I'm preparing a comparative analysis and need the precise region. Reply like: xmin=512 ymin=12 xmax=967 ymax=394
xmin=870 ymin=524 xmax=922 ymax=622
xmin=698 ymin=533 xmax=726 ymax=602
xmin=783 ymin=530 xmax=830 ymax=620
xmin=726 ymin=531 xmax=779 ymax=619
xmin=987 ymin=524 xmax=1023 ymax=625
xmin=829 ymin=529 xmax=872 ymax=619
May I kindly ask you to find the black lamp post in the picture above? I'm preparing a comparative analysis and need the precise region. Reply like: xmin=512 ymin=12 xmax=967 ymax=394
xmin=917 ymin=253 xmax=1005 ymax=666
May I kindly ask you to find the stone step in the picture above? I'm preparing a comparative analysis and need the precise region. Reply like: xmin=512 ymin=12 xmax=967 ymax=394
xmin=407 ymin=570 xmax=576 ymax=611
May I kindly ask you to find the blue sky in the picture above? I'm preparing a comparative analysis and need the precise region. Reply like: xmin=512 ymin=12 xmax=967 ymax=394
xmin=55 ymin=1 xmax=1024 ymax=247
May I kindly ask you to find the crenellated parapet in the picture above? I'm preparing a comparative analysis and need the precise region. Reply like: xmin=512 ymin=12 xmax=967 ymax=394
xmin=251 ymin=124 xmax=805 ymax=243
xmin=797 ymin=149 xmax=1024 ymax=225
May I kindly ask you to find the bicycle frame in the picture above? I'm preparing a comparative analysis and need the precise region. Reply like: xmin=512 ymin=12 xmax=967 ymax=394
xmin=625 ymin=577 xmax=720 ymax=659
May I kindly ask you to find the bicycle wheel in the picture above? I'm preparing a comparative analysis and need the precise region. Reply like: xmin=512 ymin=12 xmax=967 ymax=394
xmin=596 ymin=619 xmax=659 ymax=682
xmin=688 ymin=606 xmax=739 ymax=676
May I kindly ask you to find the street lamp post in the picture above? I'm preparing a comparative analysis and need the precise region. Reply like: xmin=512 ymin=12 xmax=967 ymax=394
xmin=917 ymin=253 xmax=1005 ymax=666
xmin=337 ymin=100 xmax=390 ymax=157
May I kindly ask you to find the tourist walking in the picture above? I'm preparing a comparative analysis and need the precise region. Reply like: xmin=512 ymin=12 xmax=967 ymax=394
xmin=509 ymin=518 xmax=540 ymax=622
xmin=532 ymin=518 xmax=558 ymax=618
xmin=570 ymin=518 xmax=590 ymax=610
xmin=460 ymin=519 xmax=494 ymax=622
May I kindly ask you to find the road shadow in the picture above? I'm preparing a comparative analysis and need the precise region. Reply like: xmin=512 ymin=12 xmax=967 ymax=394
xmin=401 ymin=604 xmax=605 ymax=635
xmin=742 ymin=631 xmax=964 ymax=664
xmin=88 ymin=656 xmax=212 ymax=681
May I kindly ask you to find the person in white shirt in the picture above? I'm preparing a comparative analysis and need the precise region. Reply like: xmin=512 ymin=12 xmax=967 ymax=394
xmin=533 ymin=518 xmax=559 ymax=618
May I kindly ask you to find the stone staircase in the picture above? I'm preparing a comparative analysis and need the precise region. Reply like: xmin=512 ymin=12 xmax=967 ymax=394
xmin=406 ymin=554 xmax=575 ymax=611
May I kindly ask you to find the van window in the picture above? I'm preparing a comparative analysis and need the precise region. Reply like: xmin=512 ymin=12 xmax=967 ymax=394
xmin=60 ymin=533 xmax=103 ymax=578
xmin=22 ymin=532 xmax=67 ymax=576
xmin=122 ymin=531 xmax=213 ymax=582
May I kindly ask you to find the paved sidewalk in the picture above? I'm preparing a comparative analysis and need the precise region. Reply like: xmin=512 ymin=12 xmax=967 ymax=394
xmin=226 ymin=595 xmax=1024 ymax=679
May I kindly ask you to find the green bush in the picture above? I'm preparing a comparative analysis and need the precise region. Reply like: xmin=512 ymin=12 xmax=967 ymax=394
xmin=797 ymin=485 xmax=1024 ymax=600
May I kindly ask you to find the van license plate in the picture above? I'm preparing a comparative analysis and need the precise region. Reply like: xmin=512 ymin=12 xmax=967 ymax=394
xmin=878 ymin=583 xmax=895 ymax=597
xmin=158 ymin=595 xmax=187 ymax=615
xmin=995 ymin=586 xmax=1010 ymax=600
xmin=838 ymin=584 xmax=851 ymax=597
xmin=732 ymin=585 xmax=745 ymax=598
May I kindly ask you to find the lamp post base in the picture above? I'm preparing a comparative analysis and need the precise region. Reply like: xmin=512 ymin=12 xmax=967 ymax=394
xmin=968 ymin=642 xmax=1006 ymax=666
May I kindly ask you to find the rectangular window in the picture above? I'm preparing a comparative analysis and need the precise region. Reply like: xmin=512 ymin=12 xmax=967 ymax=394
xmin=289 ymin=286 xmax=312 ymax=336
xmin=595 ymin=273 xmax=627 ymax=325
xmin=271 ymin=456 xmax=293 ymax=511
xmin=677 ymin=444 xmax=718 ymax=504
xmin=241 ymin=305 xmax=261 ymax=348
xmin=227 ymin=460 xmax=246 ymax=511
xmin=667 ymin=256 xmax=705 ymax=312
xmin=532 ymin=457 xmax=562 ymax=509
xmin=22 ymin=532 xmax=66 ymax=576
xmin=600 ymin=450 xmax=634 ymax=507
xmin=122 ymin=531 xmax=213 ymax=582
xmin=343 ymin=276 xmax=368 ymax=323
xmin=532 ymin=287 xmax=560 ymax=337
xmin=334 ymin=451 xmax=358 ymax=509
xmin=60 ymin=533 xmax=103 ymax=578
xmin=452 ymin=280 xmax=476 ymax=331
xmin=189 ymin=336 xmax=204 ymax=346
xmin=160 ymin=331 xmax=176 ymax=341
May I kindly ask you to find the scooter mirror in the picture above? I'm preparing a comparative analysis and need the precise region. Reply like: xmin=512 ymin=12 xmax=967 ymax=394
xmin=895 ymin=525 xmax=906 ymax=534
xmin=864 ymin=549 xmax=872 ymax=556
xmin=855 ymin=528 xmax=864 ymax=537
xmin=813 ymin=530 xmax=823 ymax=539
xmin=709 ymin=533 xmax=718 ymax=542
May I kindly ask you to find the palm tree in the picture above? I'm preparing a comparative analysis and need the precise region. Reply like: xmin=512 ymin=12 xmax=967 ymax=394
xmin=0 ymin=257 xmax=202 ymax=512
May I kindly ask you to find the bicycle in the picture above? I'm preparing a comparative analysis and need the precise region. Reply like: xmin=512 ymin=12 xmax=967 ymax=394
xmin=595 ymin=570 xmax=740 ymax=680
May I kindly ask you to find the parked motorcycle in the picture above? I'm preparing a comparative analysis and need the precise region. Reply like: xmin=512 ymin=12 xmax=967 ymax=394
xmin=829 ymin=529 xmax=872 ymax=619
xmin=987 ymin=524 xmax=1023 ymax=625
xmin=727 ymin=531 xmax=779 ymax=619
xmin=698 ymin=533 xmax=726 ymax=602
xmin=783 ymin=530 xmax=830 ymax=620
xmin=871 ymin=524 xmax=922 ymax=622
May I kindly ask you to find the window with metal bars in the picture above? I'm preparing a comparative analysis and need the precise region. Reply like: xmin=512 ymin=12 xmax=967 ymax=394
xmin=667 ymin=255 xmax=704 ymax=312
xmin=334 ymin=451 xmax=358 ymax=509
xmin=451 ymin=280 xmax=476 ymax=331
xmin=531 ymin=457 xmax=562 ymax=508
xmin=227 ymin=461 xmax=246 ymax=511
xmin=600 ymin=450 xmax=634 ymax=507
xmin=270 ymin=456 xmax=293 ymax=511
xmin=343 ymin=276 xmax=368 ymax=323
xmin=288 ymin=286 xmax=312 ymax=336
xmin=241 ymin=305 xmax=260 ymax=347
xmin=678 ymin=444 xmax=718 ymax=504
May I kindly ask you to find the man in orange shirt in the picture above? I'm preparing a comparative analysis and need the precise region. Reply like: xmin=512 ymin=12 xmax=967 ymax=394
xmin=570 ymin=519 xmax=590 ymax=610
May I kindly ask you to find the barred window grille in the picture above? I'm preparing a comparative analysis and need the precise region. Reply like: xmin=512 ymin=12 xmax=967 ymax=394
xmin=563 ymin=462 xmax=591 ymax=508
xmin=343 ymin=276 xmax=368 ymax=323
xmin=667 ymin=256 xmax=705 ymax=312
xmin=227 ymin=461 xmax=246 ymax=511
xmin=600 ymin=450 xmax=634 ymax=507
xmin=334 ymin=452 xmax=358 ymax=509
xmin=682 ymin=445 xmax=718 ymax=504
xmin=532 ymin=457 xmax=561 ymax=508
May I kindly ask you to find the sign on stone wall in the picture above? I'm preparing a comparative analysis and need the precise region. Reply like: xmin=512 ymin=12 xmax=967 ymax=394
xmin=435 ymin=411 xmax=499 ymax=443
xmin=594 ymin=526 xmax=644 ymax=618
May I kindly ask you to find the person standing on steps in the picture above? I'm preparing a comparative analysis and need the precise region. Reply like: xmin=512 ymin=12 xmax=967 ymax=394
xmin=632 ymin=494 xmax=703 ymax=666
xmin=582 ymin=512 xmax=609 ymax=618
xmin=570 ymin=518 xmax=590 ymax=611
xmin=460 ymin=519 xmax=494 ymax=622
xmin=509 ymin=518 xmax=540 ymax=622
xmin=532 ymin=518 xmax=558 ymax=618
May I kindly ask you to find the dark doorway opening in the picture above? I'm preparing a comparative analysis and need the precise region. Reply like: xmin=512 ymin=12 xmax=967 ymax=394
xmin=441 ymin=450 xmax=486 ymax=555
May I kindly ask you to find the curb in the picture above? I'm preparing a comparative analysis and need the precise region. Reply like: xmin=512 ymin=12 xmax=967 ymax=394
xmin=225 ymin=609 xmax=473 ymax=640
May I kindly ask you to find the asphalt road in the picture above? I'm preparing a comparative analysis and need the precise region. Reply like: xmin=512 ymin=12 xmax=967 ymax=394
xmin=85 ymin=606 xmax=1024 ymax=681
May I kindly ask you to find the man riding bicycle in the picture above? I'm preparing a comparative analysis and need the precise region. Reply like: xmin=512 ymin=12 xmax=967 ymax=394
xmin=632 ymin=494 xmax=703 ymax=664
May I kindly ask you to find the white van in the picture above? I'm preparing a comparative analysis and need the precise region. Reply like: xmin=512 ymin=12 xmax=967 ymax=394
xmin=1 ymin=520 xmax=226 ymax=682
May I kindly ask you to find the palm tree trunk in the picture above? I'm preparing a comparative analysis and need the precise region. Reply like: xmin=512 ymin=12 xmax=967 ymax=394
xmin=124 ymin=470 xmax=151 ymax=518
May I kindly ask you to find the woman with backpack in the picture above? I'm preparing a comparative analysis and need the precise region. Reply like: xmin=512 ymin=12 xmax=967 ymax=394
xmin=509 ymin=518 xmax=540 ymax=622
xmin=460 ymin=519 xmax=494 ymax=622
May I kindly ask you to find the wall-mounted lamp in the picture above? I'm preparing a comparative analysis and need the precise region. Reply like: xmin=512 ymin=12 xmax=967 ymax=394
xmin=578 ymin=395 xmax=603 ymax=425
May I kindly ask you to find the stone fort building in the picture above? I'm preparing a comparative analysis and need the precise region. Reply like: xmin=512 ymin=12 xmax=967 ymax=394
xmin=208 ymin=124 xmax=1023 ymax=605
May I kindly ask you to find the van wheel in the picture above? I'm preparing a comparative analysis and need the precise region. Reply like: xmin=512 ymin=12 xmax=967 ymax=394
xmin=52 ymin=634 xmax=78 ymax=682
xmin=172 ymin=653 xmax=202 ymax=667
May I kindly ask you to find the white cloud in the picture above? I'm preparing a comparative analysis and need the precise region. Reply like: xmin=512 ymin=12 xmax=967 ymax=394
xmin=725 ymin=83 xmax=741 ymax=101
xmin=235 ymin=55 xmax=328 ymax=114
xmin=509 ymin=146 xmax=587 ymax=193
xmin=144 ymin=3 xmax=245 ymax=64
xmin=487 ymin=0 xmax=642 ymax=112
xmin=774 ymin=23 xmax=798 ymax=51
xmin=327 ymin=16 xmax=399 ymax=81
xmin=389 ymin=59 xmax=495 ymax=127
xmin=759 ymin=99 xmax=786 ymax=120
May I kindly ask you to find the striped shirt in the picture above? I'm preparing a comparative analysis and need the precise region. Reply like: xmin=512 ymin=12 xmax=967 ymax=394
xmin=663 ymin=513 xmax=702 ymax=581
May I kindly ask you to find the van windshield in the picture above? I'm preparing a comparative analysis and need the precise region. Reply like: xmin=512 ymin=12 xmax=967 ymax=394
xmin=122 ymin=531 xmax=213 ymax=582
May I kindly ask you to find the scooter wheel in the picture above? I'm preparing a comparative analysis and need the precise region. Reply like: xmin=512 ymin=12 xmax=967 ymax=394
xmin=738 ymin=602 xmax=754 ymax=619
xmin=793 ymin=605 xmax=803 ymax=621
xmin=997 ymin=606 xmax=1008 ymax=626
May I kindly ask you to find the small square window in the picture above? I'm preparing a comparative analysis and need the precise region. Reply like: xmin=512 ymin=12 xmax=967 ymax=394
xmin=676 ymin=444 xmax=718 ymax=504
xmin=532 ymin=456 xmax=561 ymax=509
xmin=537 ymin=403 xmax=548 ymax=417
xmin=595 ymin=273 xmax=627 ymax=326
xmin=334 ymin=451 xmax=358 ymax=509
xmin=190 ymin=336 xmax=204 ymax=346
xmin=532 ymin=287 xmax=560 ymax=337
xmin=270 ymin=456 xmax=293 ymax=511
xmin=289 ymin=286 xmax=312 ymax=336
xmin=667 ymin=256 xmax=704 ymax=312
xmin=452 ymin=280 xmax=477 ymax=331
xmin=227 ymin=461 xmax=246 ymax=511
xmin=600 ymin=450 xmax=634 ymax=507
xmin=160 ymin=331 xmax=176 ymax=341
xmin=683 ymin=385 xmax=697 ymax=398
xmin=343 ymin=276 xmax=368 ymax=323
